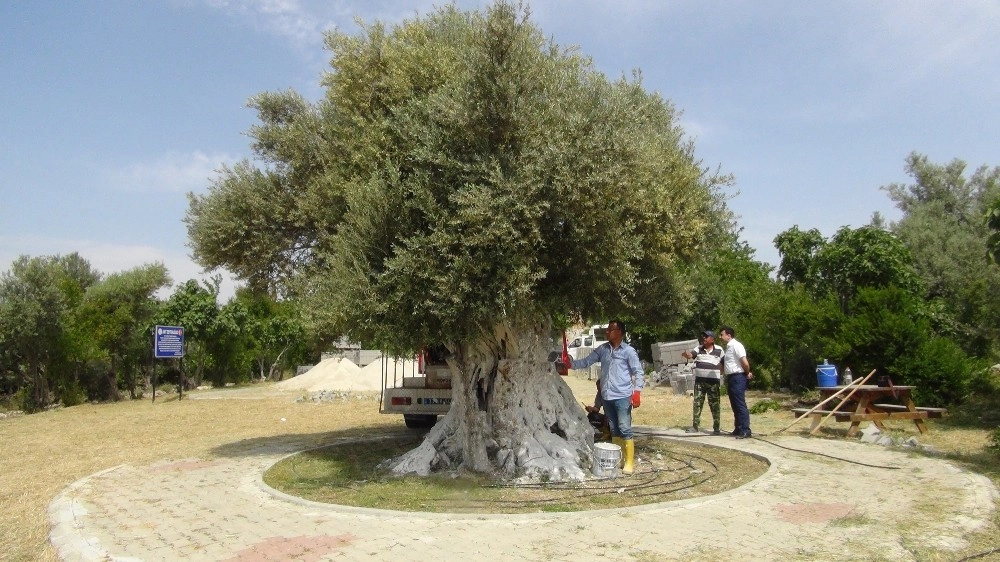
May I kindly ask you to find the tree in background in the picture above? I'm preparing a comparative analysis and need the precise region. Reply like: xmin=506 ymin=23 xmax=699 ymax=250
xmin=987 ymin=196 xmax=1000 ymax=266
xmin=661 ymin=232 xmax=780 ymax=385
xmin=814 ymin=225 xmax=921 ymax=314
xmin=0 ymin=254 xmax=100 ymax=411
xmin=72 ymin=264 xmax=170 ymax=400
xmin=884 ymin=152 xmax=1000 ymax=356
xmin=773 ymin=225 xmax=825 ymax=289
xmin=838 ymin=285 xmax=979 ymax=406
xmin=226 ymin=289 xmax=308 ymax=382
xmin=186 ymin=2 xmax=729 ymax=480
xmin=155 ymin=278 xmax=222 ymax=387
xmin=770 ymin=224 xmax=921 ymax=389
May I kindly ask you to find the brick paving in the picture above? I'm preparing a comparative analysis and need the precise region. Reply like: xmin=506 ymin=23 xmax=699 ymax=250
xmin=49 ymin=427 xmax=998 ymax=561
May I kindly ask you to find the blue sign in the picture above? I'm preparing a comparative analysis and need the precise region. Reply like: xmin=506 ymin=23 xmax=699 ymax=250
xmin=154 ymin=325 xmax=185 ymax=358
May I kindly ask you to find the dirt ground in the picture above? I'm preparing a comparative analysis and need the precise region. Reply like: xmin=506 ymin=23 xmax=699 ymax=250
xmin=1 ymin=371 xmax=998 ymax=561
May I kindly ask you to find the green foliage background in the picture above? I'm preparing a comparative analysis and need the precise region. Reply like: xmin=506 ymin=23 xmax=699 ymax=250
xmin=2 ymin=3 xmax=999 ymax=420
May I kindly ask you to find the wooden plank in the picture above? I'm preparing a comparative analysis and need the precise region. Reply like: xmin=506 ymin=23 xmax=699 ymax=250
xmin=793 ymin=408 xmax=929 ymax=422
xmin=870 ymin=404 xmax=947 ymax=418
xmin=886 ymin=412 xmax=930 ymax=420
xmin=791 ymin=409 xmax=853 ymax=422
xmin=792 ymin=408 xmax=833 ymax=416
xmin=917 ymin=407 xmax=948 ymax=414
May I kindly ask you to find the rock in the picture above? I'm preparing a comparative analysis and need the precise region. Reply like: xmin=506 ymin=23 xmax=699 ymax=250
xmin=860 ymin=424 xmax=881 ymax=443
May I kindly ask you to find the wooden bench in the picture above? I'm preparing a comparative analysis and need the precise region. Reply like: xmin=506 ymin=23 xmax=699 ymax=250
xmin=792 ymin=407 xmax=852 ymax=419
xmin=791 ymin=405 xmax=941 ymax=434
xmin=797 ymin=385 xmax=940 ymax=437
xmin=871 ymin=403 xmax=948 ymax=418
xmin=791 ymin=408 xmax=854 ymax=431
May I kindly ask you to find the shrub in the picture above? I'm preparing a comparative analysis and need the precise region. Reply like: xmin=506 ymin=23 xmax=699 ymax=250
xmin=749 ymin=397 xmax=782 ymax=414
xmin=56 ymin=380 xmax=87 ymax=407
xmin=15 ymin=384 xmax=49 ymax=413
xmin=898 ymin=336 xmax=980 ymax=407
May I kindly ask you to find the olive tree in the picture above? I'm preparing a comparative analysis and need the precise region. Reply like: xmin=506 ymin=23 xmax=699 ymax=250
xmin=0 ymin=253 xmax=100 ymax=410
xmin=883 ymin=153 xmax=1000 ymax=354
xmin=72 ymin=264 xmax=170 ymax=400
xmin=186 ymin=2 xmax=727 ymax=481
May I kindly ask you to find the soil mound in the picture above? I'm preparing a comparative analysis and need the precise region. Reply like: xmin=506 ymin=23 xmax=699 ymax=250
xmin=275 ymin=357 xmax=381 ymax=392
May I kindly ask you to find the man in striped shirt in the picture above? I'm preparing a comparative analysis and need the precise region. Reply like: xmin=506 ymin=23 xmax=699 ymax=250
xmin=681 ymin=330 xmax=724 ymax=435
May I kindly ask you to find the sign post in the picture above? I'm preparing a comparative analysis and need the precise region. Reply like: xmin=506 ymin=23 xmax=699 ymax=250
xmin=153 ymin=325 xmax=185 ymax=401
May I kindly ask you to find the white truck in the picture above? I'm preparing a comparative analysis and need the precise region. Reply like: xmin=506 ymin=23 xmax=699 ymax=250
xmin=566 ymin=324 xmax=609 ymax=359
xmin=565 ymin=324 xmax=609 ymax=379
xmin=379 ymin=346 xmax=452 ymax=428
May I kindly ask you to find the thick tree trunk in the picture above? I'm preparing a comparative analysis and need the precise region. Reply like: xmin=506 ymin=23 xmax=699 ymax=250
xmin=386 ymin=324 xmax=594 ymax=482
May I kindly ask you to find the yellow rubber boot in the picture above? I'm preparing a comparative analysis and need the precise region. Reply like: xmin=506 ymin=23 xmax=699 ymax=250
xmin=611 ymin=437 xmax=625 ymax=468
xmin=622 ymin=439 xmax=635 ymax=475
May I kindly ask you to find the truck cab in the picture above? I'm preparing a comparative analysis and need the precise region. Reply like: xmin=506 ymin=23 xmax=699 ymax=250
xmin=567 ymin=324 xmax=609 ymax=359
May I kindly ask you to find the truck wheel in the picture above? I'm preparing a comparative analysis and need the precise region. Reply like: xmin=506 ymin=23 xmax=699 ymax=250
xmin=403 ymin=414 xmax=437 ymax=429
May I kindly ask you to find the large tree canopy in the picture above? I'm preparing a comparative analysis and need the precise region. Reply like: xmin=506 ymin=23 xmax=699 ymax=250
xmin=186 ymin=2 xmax=728 ymax=480
xmin=883 ymin=152 xmax=1000 ymax=353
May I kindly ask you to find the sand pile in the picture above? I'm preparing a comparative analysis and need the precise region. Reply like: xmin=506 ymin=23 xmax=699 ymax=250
xmin=360 ymin=357 xmax=419 ymax=379
xmin=276 ymin=356 xmax=420 ymax=392
xmin=275 ymin=357 xmax=380 ymax=392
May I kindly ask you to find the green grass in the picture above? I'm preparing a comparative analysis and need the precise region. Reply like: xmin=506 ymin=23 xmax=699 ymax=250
xmin=263 ymin=435 xmax=768 ymax=513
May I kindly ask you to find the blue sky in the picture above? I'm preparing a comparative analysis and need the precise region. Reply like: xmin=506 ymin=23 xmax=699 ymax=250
xmin=2 ymin=1 xmax=998 ymax=300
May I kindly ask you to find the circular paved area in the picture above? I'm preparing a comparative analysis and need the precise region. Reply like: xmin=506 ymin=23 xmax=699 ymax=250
xmin=49 ymin=427 xmax=997 ymax=561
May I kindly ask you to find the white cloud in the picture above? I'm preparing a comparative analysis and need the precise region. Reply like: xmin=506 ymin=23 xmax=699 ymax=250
xmin=201 ymin=0 xmax=347 ymax=48
xmin=107 ymin=151 xmax=240 ymax=194
xmin=0 ymin=235 xmax=240 ymax=301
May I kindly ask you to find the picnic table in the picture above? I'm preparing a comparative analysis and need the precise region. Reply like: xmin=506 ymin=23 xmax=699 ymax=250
xmin=791 ymin=385 xmax=947 ymax=437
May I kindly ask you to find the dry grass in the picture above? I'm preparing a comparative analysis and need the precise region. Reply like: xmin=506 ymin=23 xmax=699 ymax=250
xmin=0 ymin=388 xmax=396 ymax=562
xmin=1 ymin=372 xmax=998 ymax=562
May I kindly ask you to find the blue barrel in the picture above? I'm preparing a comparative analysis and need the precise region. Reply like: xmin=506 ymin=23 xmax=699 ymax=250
xmin=816 ymin=363 xmax=838 ymax=387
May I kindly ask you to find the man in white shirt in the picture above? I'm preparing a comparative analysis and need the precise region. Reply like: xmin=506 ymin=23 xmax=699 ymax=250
xmin=720 ymin=326 xmax=753 ymax=439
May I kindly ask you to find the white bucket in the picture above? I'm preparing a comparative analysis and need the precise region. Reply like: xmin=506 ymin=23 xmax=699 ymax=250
xmin=592 ymin=442 xmax=621 ymax=478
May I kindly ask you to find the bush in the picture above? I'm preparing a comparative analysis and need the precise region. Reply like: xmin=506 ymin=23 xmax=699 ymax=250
xmin=898 ymin=336 xmax=980 ymax=407
xmin=990 ymin=427 xmax=1000 ymax=454
xmin=15 ymin=384 xmax=50 ymax=413
xmin=749 ymin=398 xmax=782 ymax=414
xmin=56 ymin=380 xmax=87 ymax=407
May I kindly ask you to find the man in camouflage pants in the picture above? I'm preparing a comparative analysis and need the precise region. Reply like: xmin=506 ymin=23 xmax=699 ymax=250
xmin=681 ymin=330 xmax=724 ymax=435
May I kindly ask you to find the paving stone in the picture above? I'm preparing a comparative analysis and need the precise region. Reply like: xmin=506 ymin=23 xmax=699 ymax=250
xmin=48 ymin=427 xmax=998 ymax=561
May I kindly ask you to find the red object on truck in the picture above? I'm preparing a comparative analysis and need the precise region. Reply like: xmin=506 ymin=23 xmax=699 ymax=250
xmin=560 ymin=331 xmax=571 ymax=375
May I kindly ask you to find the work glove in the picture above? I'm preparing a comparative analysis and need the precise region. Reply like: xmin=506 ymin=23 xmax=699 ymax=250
xmin=631 ymin=390 xmax=641 ymax=407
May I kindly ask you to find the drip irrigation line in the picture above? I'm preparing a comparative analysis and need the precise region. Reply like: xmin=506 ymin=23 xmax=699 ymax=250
xmin=450 ymin=472 xmax=711 ymax=506
xmin=636 ymin=426 xmax=902 ymax=470
xmin=750 ymin=435 xmax=902 ymax=470
xmin=479 ymin=448 xmax=722 ymax=504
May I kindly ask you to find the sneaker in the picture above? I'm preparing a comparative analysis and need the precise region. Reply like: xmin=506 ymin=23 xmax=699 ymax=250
xmin=712 ymin=429 xmax=721 ymax=436
xmin=685 ymin=427 xmax=700 ymax=434
xmin=735 ymin=432 xmax=752 ymax=439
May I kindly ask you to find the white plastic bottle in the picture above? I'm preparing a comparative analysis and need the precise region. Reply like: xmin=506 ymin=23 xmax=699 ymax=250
xmin=843 ymin=367 xmax=853 ymax=385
